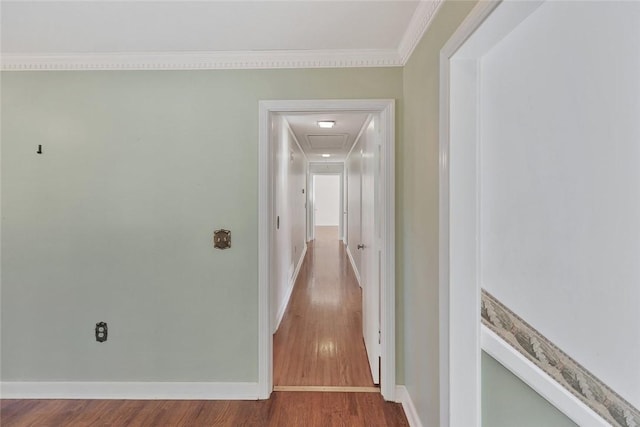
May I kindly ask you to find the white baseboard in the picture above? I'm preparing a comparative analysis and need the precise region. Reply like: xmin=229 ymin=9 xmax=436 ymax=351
xmin=273 ymin=244 xmax=307 ymax=333
xmin=395 ymin=385 xmax=424 ymax=427
xmin=345 ymin=245 xmax=361 ymax=287
xmin=481 ymin=326 xmax=610 ymax=427
xmin=0 ymin=381 xmax=260 ymax=400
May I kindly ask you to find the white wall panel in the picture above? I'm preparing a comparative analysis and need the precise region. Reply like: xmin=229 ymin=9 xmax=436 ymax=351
xmin=479 ymin=1 xmax=640 ymax=406
xmin=347 ymin=136 xmax=363 ymax=275
xmin=288 ymin=128 xmax=307 ymax=278
xmin=272 ymin=117 xmax=308 ymax=328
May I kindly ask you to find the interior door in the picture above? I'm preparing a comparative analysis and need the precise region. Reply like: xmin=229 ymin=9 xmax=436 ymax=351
xmin=360 ymin=116 xmax=380 ymax=384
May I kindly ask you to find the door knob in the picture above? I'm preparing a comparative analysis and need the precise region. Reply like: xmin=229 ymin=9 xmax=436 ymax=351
xmin=357 ymin=244 xmax=365 ymax=249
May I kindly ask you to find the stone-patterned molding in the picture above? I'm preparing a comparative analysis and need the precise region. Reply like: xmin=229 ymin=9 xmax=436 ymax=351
xmin=482 ymin=290 xmax=640 ymax=427
xmin=397 ymin=0 xmax=445 ymax=64
xmin=0 ymin=49 xmax=402 ymax=71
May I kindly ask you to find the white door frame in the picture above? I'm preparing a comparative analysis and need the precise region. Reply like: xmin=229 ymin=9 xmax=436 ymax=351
xmin=439 ymin=1 xmax=547 ymax=426
xmin=258 ymin=99 xmax=395 ymax=401
xmin=441 ymin=1 xmax=614 ymax=425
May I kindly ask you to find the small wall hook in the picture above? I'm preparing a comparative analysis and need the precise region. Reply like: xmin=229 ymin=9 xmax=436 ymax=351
xmin=36 ymin=145 xmax=42 ymax=154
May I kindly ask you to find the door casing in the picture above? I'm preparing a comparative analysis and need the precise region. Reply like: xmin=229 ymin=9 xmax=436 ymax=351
xmin=258 ymin=99 xmax=395 ymax=400
xmin=439 ymin=1 xmax=545 ymax=425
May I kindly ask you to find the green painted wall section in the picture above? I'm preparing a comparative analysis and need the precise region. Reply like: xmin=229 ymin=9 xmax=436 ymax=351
xmin=482 ymin=352 xmax=577 ymax=427
xmin=400 ymin=1 xmax=477 ymax=425
xmin=1 ymin=68 xmax=402 ymax=382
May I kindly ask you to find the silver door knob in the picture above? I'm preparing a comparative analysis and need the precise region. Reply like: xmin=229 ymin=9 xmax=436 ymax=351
xmin=357 ymin=244 xmax=365 ymax=249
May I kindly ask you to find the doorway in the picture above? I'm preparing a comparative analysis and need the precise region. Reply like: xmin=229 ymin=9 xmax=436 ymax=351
xmin=258 ymin=99 xmax=395 ymax=401
xmin=312 ymin=174 xmax=341 ymax=242
xmin=440 ymin=1 xmax=640 ymax=425
xmin=314 ymin=175 xmax=340 ymax=226
xmin=310 ymin=173 xmax=343 ymax=242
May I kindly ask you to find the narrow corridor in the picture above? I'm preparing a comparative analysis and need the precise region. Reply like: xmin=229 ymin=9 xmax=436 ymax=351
xmin=273 ymin=226 xmax=375 ymax=387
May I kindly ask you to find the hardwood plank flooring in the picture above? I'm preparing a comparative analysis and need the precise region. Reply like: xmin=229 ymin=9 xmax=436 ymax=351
xmin=0 ymin=392 xmax=409 ymax=426
xmin=273 ymin=226 xmax=374 ymax=387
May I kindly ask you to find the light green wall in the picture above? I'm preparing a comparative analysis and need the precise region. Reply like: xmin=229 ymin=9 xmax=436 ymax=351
xmin=482 ymin=352 xmax=577 ymax=427
xmin=0 ymin=68 xmax=402 ymax=381
xmin=400 ymin=1 xmax=477 ymax=424
xmin=1 ymin=5 xmax=571 ymax=423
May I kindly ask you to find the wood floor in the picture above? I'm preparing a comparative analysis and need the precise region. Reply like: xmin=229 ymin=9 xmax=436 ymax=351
xmin=0 ymin=392 xmax=409 ymax=426
xmin=273 ymin=226 xmax=374 ymax=387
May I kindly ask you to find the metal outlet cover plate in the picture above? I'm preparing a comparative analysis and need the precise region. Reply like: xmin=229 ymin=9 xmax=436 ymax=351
xmin=95 ymin=322 xmax=108 ymax=342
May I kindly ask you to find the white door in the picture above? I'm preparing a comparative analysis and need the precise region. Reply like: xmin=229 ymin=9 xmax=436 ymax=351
xmin=272 ymin=116 xmax=290 ymax=331
xmin=360 ymin=116 xmax=380 ymax=384
xmin=313 ymin=175 xmax=341 ymax=228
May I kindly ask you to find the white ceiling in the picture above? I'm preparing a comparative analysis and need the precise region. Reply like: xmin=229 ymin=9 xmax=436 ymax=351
xmin=0 ymin=1 xmax=443 ymax=70
xmin=285 ymin=113 xmax=369 ymax=162
xmin=1 ymin=1 xmax=418 ymax=53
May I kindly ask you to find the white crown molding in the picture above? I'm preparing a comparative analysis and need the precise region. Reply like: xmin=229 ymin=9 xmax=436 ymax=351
xmin=0 ymin=2 xmax=444 ymax=71
xmin=0 ymin=49 xmax=402 ymax=71
xmin=0 ymin=381 xmax=260 ymax=400
xmin=397 ymin=0 xmax=445 ymax=64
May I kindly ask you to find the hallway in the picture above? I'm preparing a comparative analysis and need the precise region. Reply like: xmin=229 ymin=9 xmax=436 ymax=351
xmin=273 ymin=226 xmax=375 ymax=388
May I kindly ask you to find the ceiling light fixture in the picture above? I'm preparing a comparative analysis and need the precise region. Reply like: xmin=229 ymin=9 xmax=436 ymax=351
xmin=317 ymin=121 xmax=335 ymax=129
xmin=322 ymin=154 xmax=331 ymax=158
